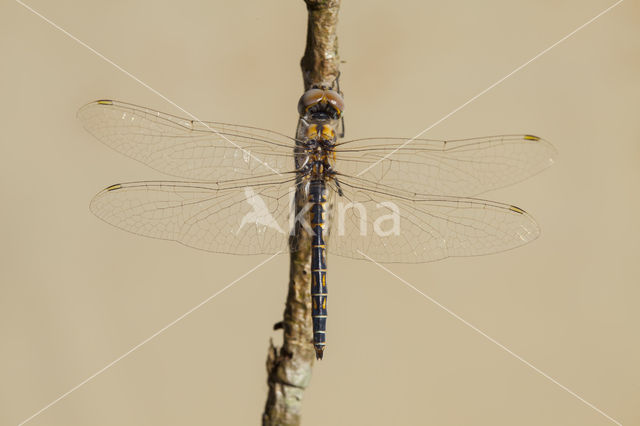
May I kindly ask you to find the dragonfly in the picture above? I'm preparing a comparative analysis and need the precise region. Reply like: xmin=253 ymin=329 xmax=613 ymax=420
xmin=79 ymin=88 xmax=555 ymax=359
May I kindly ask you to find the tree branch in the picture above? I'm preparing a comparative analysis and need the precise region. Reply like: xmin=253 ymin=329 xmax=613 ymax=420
xmin=300 ymin=0 xmax=341 ymax=90
xmin=262 ymin=1 xmax=341 ymax=425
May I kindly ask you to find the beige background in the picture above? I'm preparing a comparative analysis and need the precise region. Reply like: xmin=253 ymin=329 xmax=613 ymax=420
xmin=1 ymin=1 xmax=639 ymax=425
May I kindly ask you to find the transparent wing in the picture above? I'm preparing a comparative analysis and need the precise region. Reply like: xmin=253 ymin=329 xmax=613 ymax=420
xmin=90 ymin=172 xmax=539 ymax=261
xmin=90 ymin=175 xmax=300 ymax=255
xmin=78 ymin=100 xmax=298 ymax=180
xmin=324 ymin=175 xmax=540 ymax=263
xmin=334 ymin=135 xmax=556 ymax=196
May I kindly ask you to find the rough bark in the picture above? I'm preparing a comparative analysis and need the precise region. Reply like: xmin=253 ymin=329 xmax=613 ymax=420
xmin=300 ymin=0 xmax=341 ymax=90
xmin=262 ymin=1 xmax=341 ymax=425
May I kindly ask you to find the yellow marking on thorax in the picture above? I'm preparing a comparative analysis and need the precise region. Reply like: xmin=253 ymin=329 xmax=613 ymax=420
xmin=321 ymin=125 xmax=335 ymax=140
xmin=306 ymin=124 xmax=319 ymax=139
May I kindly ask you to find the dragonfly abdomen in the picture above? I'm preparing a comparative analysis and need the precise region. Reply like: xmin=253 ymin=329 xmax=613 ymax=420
xmin=309 ymin=179 xmax=328 ymax=360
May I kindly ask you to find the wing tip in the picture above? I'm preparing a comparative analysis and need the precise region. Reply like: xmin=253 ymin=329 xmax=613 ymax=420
xmin=522 ymin=134 xmax=558 ymax=167
xmin=77 ymin=99 xmax=115 ymax=119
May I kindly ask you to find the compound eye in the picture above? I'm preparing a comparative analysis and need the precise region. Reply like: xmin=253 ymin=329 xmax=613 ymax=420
xmin=297 ymin=88 xmax=324 ymax=115
xmin=324 ymin=90 xmax=345 ymax=116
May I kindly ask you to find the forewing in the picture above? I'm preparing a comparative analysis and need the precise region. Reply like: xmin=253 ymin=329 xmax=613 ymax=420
xmin=78 ymin=100 xmax=297 ymax=180
xmin=334 ymin=135 xmax=555 ymax=196
xmin=90 ymin=176 xmax=299 ymax=255
xmin=325 ymin=176 xmax=540 ymax=263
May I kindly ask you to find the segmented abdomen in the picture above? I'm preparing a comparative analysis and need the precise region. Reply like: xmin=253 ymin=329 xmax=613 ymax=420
xmin=309 ymin=179 xmax=328 ymax=360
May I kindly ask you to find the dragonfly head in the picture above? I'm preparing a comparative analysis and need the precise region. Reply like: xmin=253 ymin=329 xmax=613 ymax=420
xmin=298 ymin=88 xmax=344 ymax=121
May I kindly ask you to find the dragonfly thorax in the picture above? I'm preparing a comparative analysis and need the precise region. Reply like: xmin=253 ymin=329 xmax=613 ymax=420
xmin=305 ymin=123 xmax=337 ymax=142
xmin=297 ymin=122 xmax=338 ymax=179
xmin=300 ymin=145 xmax=336 ymax=179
